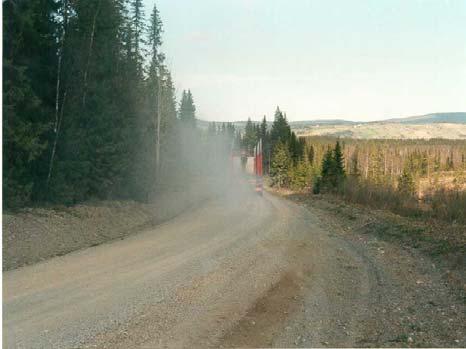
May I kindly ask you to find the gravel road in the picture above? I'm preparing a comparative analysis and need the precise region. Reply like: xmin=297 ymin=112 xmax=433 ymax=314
xmin=3 ymin=190 xmax=465 ymax=348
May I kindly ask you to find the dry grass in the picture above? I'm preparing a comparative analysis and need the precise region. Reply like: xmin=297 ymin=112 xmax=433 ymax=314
xmin=430 ymin=189 xmax=466 ymax=224
xmin=339 ymin=177 xmax=466 ymax=224
xmin=418 ymin=171 xmax=466 ymax=198
xmin=340 ymin=178 xmax=420 ymax=215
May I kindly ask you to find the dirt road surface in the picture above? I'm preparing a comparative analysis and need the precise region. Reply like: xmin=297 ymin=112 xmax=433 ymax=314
xmin=3 ymin=191 xmax=465 ymax=348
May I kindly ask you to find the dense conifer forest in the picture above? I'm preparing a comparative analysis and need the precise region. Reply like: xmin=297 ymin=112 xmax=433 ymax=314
xmin=3 ymin=0 xmax=237 ymax=208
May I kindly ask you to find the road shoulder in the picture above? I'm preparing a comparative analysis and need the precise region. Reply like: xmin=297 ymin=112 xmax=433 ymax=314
xmin=280 ymin=191 xmax=466 ymax=347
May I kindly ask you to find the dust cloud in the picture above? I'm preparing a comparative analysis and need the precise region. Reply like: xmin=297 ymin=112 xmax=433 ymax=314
xmin=147 ymin=125 xmax=256 ymax=218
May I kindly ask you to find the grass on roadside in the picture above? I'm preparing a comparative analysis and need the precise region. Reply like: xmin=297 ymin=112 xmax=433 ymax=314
xmin=339 ymin=177 xmax=466 ymax=225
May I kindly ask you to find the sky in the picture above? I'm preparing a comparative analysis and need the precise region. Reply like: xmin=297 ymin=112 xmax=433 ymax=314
xmin=143 ymin=0 xmax=466 ymax=122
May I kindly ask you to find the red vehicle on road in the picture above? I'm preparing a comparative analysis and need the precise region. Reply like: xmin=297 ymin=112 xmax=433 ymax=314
xmin=253 ymin=139 xmax=263 ymax=195
xmin=231 ymin=139 xmax=264 ymax=195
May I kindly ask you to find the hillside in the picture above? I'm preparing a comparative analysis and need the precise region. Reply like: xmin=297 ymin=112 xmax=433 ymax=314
xmin=293 ymin=113 xmax=466 ymax=139
xmin=294 ymin=122 xmax=466 ymax=139
xmin=379 ymin=112 xmax=466 ymax=124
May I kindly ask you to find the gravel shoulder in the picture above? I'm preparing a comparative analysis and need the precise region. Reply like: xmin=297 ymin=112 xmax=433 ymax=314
xmin=3 ymin=188 xmax=210 ymax=271
xmin=262 ymin=190 xmax=466 ymax=348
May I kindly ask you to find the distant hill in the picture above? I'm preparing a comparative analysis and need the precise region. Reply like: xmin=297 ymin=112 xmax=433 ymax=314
xmin=294 ymin=123 xmax=466 ymax=140
xmin=198 ymin=112 xmax=465 ymax=129
xmin=291 ymin=113 xmax=466 ymax=139
xmin=197 ymin=112 xmax=466 ymax=139
xmin=289 ymin=119 xmax=356 ymax=128
xmin=376 ymin=112 xmax=466 ymax=125
xmin=291 ymin=113 xmax=466 ymax=126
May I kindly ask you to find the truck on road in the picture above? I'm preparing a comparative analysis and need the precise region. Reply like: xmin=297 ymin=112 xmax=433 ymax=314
xmin=231 ymin=139 xmax=264 ymax=195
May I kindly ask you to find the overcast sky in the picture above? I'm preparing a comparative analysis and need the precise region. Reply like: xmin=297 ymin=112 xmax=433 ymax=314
xmin=143 ymin=0 xmax=466 ymax=122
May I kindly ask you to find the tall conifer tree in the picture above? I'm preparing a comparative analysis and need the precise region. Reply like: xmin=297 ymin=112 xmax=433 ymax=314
xmin=178 ymin=90 xmax=196 ymax=127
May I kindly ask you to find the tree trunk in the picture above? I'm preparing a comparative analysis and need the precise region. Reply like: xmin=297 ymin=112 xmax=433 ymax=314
xmin=47 ymin=1 xmax=68 ymax=188
xmin=155 ymin=70 xmax=162 ymax=178
xmin=53 ymin=0 xmax=68 ymax=133
xmin=82 ymin=0 xmax=101 ymax=109
xmin=47 ymin=91 xmax=67 ymax=187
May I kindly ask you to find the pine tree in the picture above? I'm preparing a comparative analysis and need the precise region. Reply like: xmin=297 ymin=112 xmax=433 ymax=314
xmin=2 ymin=0 xmax=219 ymax=207
xmin=270 ymin=141 xmax=291 ymax=188
xmin=270 ymin=107 xmax=291 ymax=149
xmin=234 ymin=130 xmax=242 ymax=151
xmin=130 ymin=0 xmax=146 ymax=77
xmin=46 ymin=0 xmax=70 ymax=189
xmin=316 ymin=141 xmax=346 ymax=192
xmin=178 ymin=90 xmax=196 ymax=127
xmin=143 ymin=3 xmax=165 ymax=184
xmin=398 ymin=167 xmax=416 ymax=195
xmin=313 ymin=148 xmax=334 ymax=194
xmin=243 ymin=118 xmax=257 ymax=153
xmin=349 ymin=150 xmax=360 ymax=177
xmin=260 ymin=116 xmax=268 ymax=141
xmin=159 ymin=71 xmax=178 ymax=135
xmin=48 ymin=0 xmax=145 ymax=202
xmin=148 ymin=3 xmax=163 ymax=70
xmin=157 ymin=71 xmax=179 ymax=180
xmin=333 ymin=140 xmax=346 ymax=182
xmin=147 ymin=3 xmax=163 ymax=90
xmin=368 ymin=147 xmax=385 ymax=184
xmin=3 ymin=0 xmax=59 ymax=206
xmin=260 ymin=116 xmax=270 ymax=173
xmin=289 ymin=132 xmax=304 ymax=164
xmin=226 ymin=123 xmax=236 ymax=140
xmin=320 ymin=148 xmax=335 ymax=188
xmin=208 ymin=122 xmax=217 ymax=136
xmin=290 ymin=160 xmax=310 ymax=190
xmin=308 ymin=145 xmax=315 ymax=165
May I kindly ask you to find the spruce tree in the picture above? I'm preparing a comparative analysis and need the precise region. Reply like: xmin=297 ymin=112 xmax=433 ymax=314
xmin=368 ymin=147 xmax=385 ymax=184
xmin=130 ymin=0 xmax=146 ymax=77
xmin=260 ymin=116 xmax=270 ymax=173
xmin=350 ymin=150 xmax=360 ymax=177
xmin=260 ymin=116 xmax=268 ymax=141
xmin=3 ymin=0 xmax=59 ymax=206
xmin=178 ymin=90 xmax=196 ymax=127
xmin=333 ymin=140 xmax=346 ymax=182
xmin=160 ymin=70 xmax=178 ymax=135
xmin=270 ymin=107 xmax=291 ymax=148
xmin=270 ymin=141 xmax=291 ymax=188
xmin=227 ymin=123 xmax=236 ymax=139
xmin=289 ymin=132 xmax=303 ymax=164
xmin=308 ymin=145 xmax=315 ymax=165
xmin=398 ymin=167 xmax=416 ymax=195
xmin=313 ymin=148 xmax=334 ymax=194
xmin=2 ymin=0 xmax=209 ymax=207
xmin=320 ymin=148 xmax=335 ymax=189
xmin=208 ymin=122 xmax=217 ymax=136
xmin=243 ymin=118 xmax=257 ymax=153
xmin=290 ymin=160 xmax=310 ymax=190
xmin=317 ymin=141 xmax=346 ymax=191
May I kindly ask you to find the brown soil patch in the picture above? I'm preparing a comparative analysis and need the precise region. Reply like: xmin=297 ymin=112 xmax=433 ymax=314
xmin=220 ymin=271 xmax=303 ymax=348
